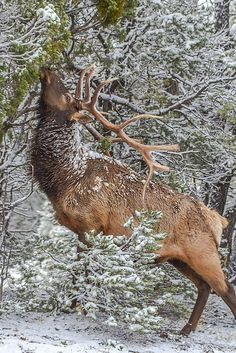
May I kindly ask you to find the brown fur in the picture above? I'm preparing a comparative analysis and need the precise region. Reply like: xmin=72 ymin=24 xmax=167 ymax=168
xmin=31 ymin=69 xmax=236 ymax=335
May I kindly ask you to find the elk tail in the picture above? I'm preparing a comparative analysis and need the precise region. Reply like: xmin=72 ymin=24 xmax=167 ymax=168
xmin=219 ymin=214 xmax=228 ymax=229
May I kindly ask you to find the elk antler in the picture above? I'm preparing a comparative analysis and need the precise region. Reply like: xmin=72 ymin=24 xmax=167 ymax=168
xmin=73 ymin=65 xmax=180 ymax=204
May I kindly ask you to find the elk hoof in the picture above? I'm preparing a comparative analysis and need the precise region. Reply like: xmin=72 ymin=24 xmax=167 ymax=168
xmin=179 ymin=323 xmax=194 ymax=336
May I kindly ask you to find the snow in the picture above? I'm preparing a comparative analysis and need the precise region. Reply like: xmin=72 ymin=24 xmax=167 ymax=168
xmin=37 ymin=4 xmax=60 ymax=24
xmin=230 ymin=24 xmax=236 ymax=40
xmin=0 ymin=296 xmax=235 ymax=353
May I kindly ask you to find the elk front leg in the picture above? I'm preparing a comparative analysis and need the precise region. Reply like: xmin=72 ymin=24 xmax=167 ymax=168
xmin=71 ymin=233 xmax=90 ymax=310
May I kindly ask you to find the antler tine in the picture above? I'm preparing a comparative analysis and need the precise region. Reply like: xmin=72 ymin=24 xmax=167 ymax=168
xmin=75 ymin=64 xmax=95 ymax=100
xmin=141 ymin=154 xmax=172 ymax=205
xmin=90 ymin=78 xmax=118 ymax=107
xmin=84 ymin=65 xmax=96 ymax=103
xmin=118 ymin=113 xmax=179 ymax=152
xmin=142 ymin=164 xmax=154 ymax=205
xmin=119 ymin=114 xmax=161 ymax=129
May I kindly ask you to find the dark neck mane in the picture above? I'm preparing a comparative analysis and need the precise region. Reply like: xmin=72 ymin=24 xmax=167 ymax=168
xmin=38 ymin=97 xmax=73 ymax=127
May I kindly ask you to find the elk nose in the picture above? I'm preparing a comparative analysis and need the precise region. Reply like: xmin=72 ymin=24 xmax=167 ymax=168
xmin=40 ymin=67 xmax=54 ymax=86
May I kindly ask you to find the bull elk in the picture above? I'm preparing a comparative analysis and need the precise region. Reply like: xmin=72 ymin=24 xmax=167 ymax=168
xmin=30 ymin=66 xmax=236 ymax=335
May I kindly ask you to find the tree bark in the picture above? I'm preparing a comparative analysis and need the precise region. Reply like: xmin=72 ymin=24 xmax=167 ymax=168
xmin=204 ymin=173 xmax=233 ymax=215
xmin=224 ymin=205 xmax=236 ymax=279
xmin=215 ymin=0 xmax=230 ymax=33
xmin=207 ymin=0 xmax=236 ymax=275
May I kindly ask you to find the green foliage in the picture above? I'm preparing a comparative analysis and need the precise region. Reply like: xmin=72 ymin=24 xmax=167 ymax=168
xmin=97 ymin=0 xmax=137 ymax=25
xmin=159 ymin=172 xmax=189 ymax=194
xmin=0 ymin=1 xmax=71 ymax=138
xmin=100 ymin=137 xmax=113 ymax=153
xmin=218 ymin=102 xmax=236 ymax=125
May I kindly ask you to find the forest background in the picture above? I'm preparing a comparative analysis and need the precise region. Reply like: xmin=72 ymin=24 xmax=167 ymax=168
xmin=0 ymin=0 xmax=236 ymax=331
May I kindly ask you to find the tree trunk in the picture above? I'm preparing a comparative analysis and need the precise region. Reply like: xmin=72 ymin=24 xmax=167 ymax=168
xmin=215 ymin=0 xmax=230 ymax=33
xmin=207 ymin=0 xmax=236 ymax=276
xmin=204 ymin=173 xmax=233 ymax=215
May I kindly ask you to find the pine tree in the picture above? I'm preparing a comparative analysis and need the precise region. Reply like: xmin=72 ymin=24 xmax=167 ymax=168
xmin=9 ymin=202 xmax=192 ymax=332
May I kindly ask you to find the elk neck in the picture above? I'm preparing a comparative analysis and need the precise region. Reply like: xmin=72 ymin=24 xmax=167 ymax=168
xmin=31 ymin=107 xmax=110 ymax=199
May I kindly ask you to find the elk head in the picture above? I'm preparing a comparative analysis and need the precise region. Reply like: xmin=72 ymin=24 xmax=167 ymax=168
xmin=39 ymin=68 xmax=91 ymax=126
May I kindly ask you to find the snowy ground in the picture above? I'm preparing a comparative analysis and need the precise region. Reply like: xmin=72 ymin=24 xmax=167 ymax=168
xmin=0 ymin=296 xmax=235 ymax=353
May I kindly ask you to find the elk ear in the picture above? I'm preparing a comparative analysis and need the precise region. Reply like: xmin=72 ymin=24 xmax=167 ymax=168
xmin=63 ymin=93 xmax=74 ymax=104
xmin=70 ymin=112 xmax=93 ymax=124
xmin=40 ymin=69 xmax=52 ymax=85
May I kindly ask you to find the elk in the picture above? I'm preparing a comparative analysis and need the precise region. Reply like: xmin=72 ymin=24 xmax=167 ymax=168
xmin=31 ymin=66 xmax=236 ymax=335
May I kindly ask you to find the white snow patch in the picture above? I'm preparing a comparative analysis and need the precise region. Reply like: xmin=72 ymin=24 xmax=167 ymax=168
xmin=37 ymin=4 xmax=60 ymax=24
xmin=230 ymin=23 xmax=236 ymax=39
xmin=92 ymin=176 xmax=103 ymax=192
xmin=0 ymin=296 xmax=235 ymax=353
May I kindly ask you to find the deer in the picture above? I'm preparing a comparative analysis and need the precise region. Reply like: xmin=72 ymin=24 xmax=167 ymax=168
xmin=30 ymin=65 xmax=236 ymax=336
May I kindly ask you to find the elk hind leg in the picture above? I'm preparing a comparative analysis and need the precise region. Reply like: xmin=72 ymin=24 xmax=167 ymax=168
xmin=187 ymin=253 xmax=236 ymax=319
xmin=169 ymin=259 xmax=210 ymax=335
